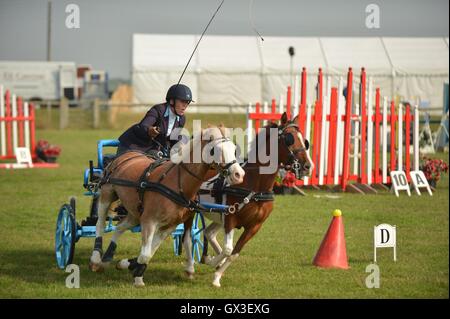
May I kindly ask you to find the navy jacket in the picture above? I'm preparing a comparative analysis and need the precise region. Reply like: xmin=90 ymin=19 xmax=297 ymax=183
xmin=118 ymin=103 xmax=186 ymax=153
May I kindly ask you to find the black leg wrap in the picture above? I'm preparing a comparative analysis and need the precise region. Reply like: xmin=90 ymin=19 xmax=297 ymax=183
xmin=94 ymin=237 xmax=103 ymax=255
xmin=102 ymin=241 xmax=117 ymax=262
xmin=133 ymin=262 xmax=147 ymax=278
xmin=127 ymin=257 xmax=138 ymax=271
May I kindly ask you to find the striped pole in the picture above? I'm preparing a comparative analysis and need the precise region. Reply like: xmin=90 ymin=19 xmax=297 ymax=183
xmin=360 ymin=68 xmax=367 ymax=183
xmin=390 ymin=100 xmax=396 ymax=174
xmin=367 ymin=77 xmax=374 ymax=184
xmin=327 ymin=87 xmax=338 ymax=185
xmin=414 ymin=104 xmax=420 ymax=171
xmin=405 ymin=104 xmax=411 ymax=178
xmin=374 ymin=89 xmax=381 ymax=184
xmin=382 ymin=97 xmax=388 ymax=184
xmin=398 ymin=103 xmax=403 ymax=170
xmin=341 ymin=67 xmax=353 ymax=191
xmin=246 ymin=103 xmax=254 ymax=153
xmin=303 ymin=103 xmax=312 ymax=185
xmin=0 ymin=85 xmax=5 ymax=157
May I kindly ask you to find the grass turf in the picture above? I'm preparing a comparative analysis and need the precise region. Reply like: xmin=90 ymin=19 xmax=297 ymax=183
xmin=0 ymin=129 xmax=448 ymax=298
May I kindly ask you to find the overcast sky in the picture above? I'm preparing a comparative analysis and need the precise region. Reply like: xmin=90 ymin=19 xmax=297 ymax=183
xmin=0 ymin=0 xmax=448 ymax=79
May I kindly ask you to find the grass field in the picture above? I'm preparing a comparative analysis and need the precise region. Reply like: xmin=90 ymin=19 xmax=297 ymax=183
xmin=0 ymin=128 xmax=448 ymax=298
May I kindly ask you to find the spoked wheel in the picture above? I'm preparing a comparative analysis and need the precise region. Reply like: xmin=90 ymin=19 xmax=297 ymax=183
xmin=55 ymin=198 xmax=77 ymax=269
xmin=191 ymin=213 xmax=207 ymax=263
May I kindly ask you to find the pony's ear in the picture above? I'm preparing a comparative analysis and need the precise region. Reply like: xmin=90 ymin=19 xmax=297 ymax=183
xmin=292 ymin=115 xmax=298 ymax=123
xmin=281 ymin=112 xmax=288 ymax=126
xmin=218 ymin=124 xmax=231 ymax=138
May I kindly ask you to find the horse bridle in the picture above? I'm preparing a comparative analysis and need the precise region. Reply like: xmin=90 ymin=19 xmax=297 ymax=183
xmin=278 ymin=122 xmax=310 ymax=179
xmin=180 ymin=136 xmax=237 ymax=182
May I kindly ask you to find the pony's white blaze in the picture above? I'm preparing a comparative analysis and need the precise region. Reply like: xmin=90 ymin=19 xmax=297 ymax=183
xmin=221 ymin=140 xmax=244 ymax=184
xmin=298 ymin=132 xmax=314 ymax=176
xmin=205 ymin=127 xmax=244 ymax=184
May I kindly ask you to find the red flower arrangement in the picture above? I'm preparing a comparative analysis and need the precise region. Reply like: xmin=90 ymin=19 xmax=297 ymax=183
xmin=421 ymin=157 xmax=448 ymax=188
xmin=282 ymin=171 xmax=297 ymax=187
xmin=36 ymin=140 xmax=61 ymax=163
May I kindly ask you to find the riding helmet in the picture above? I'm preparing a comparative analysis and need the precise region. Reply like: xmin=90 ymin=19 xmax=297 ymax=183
xmin=166 ymin=84 xmax=194 ymax=103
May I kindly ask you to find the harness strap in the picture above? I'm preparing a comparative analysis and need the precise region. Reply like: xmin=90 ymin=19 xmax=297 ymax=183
xmin=181 ymin=163 xmax=206 ymax=182
xmin=136 ymin=158 xmax=169 ymax=210
xmin=223 ymin=186 xmax=275 ymax=202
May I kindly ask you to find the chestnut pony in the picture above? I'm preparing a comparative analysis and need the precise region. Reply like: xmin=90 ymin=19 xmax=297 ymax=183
xmin=89 ymin=126 xmax=245 ymax=287
xmin=183 ymin=113 xmax=313 ymax=287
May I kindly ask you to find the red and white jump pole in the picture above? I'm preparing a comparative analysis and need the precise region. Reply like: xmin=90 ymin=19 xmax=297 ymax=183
xmin=0 ymin=85 xmax=57 ymax=169
xmin=247 ymin=67 xmax=420 ymax=192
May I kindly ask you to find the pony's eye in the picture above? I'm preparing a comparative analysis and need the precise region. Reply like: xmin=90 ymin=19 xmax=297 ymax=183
xmin=304 ymin=139 xmax=310 ymax=150
xmin=284 ymin=133 xmax=295 ymax=146
xmin=210 ymin=147 xmax=215 ymax=156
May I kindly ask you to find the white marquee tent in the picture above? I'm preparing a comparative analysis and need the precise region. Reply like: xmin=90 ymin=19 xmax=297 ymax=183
xmin=132 ymin=34 xmax=449 ymax=109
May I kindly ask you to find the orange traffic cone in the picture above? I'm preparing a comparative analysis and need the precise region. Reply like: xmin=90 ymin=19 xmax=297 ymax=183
xmin=313 ymin=209 xmax=349 ymax=269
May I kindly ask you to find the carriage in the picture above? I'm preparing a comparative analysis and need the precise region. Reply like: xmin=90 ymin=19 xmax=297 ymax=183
xmin=54 ymin=139 xmax=231 ymax=270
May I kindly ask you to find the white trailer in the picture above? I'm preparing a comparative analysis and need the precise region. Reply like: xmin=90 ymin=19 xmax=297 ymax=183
xmin=0 ymin=61 xmax=78 ymax=100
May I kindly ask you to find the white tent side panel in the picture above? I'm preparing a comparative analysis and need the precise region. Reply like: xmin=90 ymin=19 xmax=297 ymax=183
xmin=261 ymin=37 xmax=326 ymax=73
xmin=320 ymin=37 xmax=392 ymax=75
xmin=395 ymin=75 xmax=449 ymax=107
xmin=133 ymin=70 xmax=198 ymax=104
xmin=133 ymin=34 xmax=198 ymax=69
xmin=383 ymin=37 xmax=449 ymax=74
xmin=198 ymin=73 xmax=261 ymax=106
xmin=197 ymin=35 xmax=261 ymax=72
xmin=132 ymin=34 xmax=449 ymax=108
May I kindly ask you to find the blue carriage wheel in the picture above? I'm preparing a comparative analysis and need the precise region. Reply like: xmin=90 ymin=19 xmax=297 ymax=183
xmin=55 ymin=203 xmax=77 ymax=269
xmin=191 ymin=213 xmax=207 ymax=263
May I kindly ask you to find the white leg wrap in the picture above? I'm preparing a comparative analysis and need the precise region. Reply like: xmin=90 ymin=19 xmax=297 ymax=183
xmin=116 ymin=258 xmax=130 ymax=270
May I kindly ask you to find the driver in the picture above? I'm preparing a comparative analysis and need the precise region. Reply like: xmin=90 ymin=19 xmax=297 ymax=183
xmin=116 ymin=83 xmax=193 ymax=157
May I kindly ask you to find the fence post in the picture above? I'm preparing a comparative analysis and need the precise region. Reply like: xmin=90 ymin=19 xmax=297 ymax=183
xmin=59 ymin=98 xmax=69 ymax=130
xmin=93 ymin=98 xmax=100 ymax=129
xmin=47 ymin=101 xmax=52 ymax=129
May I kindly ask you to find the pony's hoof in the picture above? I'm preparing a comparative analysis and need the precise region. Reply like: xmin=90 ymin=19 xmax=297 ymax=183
xmin=134 ymin=277 xmax=145 ymax=288
xmin=185 ymin=271 xmax=194 ymax=280
xmin=212 ymin=272 xmax=222 ymax=287
xmin=89 ymin=261 xmax=104 ymax=273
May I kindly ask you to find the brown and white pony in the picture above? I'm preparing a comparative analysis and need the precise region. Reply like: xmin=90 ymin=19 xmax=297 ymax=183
xmin=183 ymin=113 xmax=313 ymax=287
xmin=89 ymin=126 xmax=245 ymax=287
